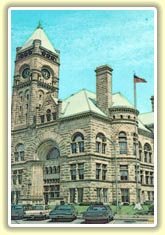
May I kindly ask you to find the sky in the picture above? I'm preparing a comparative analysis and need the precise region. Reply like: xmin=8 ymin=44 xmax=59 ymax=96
xmin=10 ymin=7 xmax=156 ymax=113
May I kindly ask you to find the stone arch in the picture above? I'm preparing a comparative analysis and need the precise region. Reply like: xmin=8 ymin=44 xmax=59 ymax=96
xmin=36 ymin=139 xmax=60 ymax=161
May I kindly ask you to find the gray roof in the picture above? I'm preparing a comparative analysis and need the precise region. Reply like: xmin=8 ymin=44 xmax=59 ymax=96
xmin=61 ymin=89 xmax=106 ymax=118
xmin=19 ymin=25 xmax=57 ymax=53
xmin=111 ymin=92 xmax=134 ymax=108
xmin=61 ymin=89 xmax=152 ymax=133
xmin=139 ymin=112 xmax=154 ymax=126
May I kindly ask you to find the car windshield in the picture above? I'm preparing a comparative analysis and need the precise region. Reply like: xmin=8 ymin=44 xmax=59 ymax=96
xmin=87 ymin=206 xmax=106 ymax=211
xmin=55 ymin=205 xmax=72 ymax=210
xmin=32 ymin=205 xmax=44 ymax=210
xmin=12 ymin=205 xmax=23 ymax=209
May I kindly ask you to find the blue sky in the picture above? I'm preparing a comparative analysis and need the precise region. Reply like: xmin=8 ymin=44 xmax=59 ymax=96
xmin=10 ymin=8 xmax=156 ymax=113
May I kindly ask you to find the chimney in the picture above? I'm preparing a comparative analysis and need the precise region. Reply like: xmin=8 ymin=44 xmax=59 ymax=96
xmin=95 ymin=65 xmax=113 ymax=114
xmin=150 ymin=96 xmax=154 ymax=112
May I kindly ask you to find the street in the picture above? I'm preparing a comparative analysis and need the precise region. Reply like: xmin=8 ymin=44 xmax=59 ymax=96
xmin=11 ymin=218 xmax=154 ymax=225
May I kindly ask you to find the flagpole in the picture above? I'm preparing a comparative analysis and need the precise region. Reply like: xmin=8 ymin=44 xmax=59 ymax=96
xmin=133 ymin=74 xmax=146 ymax=207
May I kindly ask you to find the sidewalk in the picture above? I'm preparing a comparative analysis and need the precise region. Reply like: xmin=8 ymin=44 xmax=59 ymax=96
xmin=114 ymin=214 xmax=154 ymax=222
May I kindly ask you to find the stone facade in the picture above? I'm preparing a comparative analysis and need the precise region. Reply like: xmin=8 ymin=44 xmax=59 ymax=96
xmin=11 ymin=24 xmax=154 ymax=206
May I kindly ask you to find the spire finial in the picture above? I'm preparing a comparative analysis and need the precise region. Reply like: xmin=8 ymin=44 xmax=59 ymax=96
xmin=37 ymin=21 xmax=43 ymax=29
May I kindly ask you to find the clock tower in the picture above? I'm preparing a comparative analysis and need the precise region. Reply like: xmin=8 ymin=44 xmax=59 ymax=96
xmin=11 ymin=23 xmax=60 ymax=129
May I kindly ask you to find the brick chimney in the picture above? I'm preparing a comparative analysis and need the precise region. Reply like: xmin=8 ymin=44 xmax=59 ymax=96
xmin=95 ymin=65 xmax=113 ymax=114
xmin=150 ymin=96 xmax=154 ymax=112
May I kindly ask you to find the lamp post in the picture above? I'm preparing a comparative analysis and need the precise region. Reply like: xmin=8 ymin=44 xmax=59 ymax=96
xmin=105 ymin=137 xmax=118 ymax=213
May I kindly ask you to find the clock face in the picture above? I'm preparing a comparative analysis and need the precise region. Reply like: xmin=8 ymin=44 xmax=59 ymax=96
xmin=41 ymin=68 xmax=50 ymax=80
xmin=22 ymin=68 xmax=30 ymax=79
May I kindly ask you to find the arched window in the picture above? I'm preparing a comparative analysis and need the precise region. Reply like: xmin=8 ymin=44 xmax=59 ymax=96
xmin=96 ymin=133 xmax=106 ymax=154
xmin=144 ymin=143 xmax=152 ymax=163
xmin=133 ymin=133 xmax=138 ymax=155
xmin=14 ymin=143 xmax=24 ymax=162
xmin=139 ymin=142 xmax=142 ymax=161
xmin=46 ymin=147 xmax=60 ymax=160
xmin=119 ymin=132 xmax=127 ymax=154
xmin=71 ymin=132 xmax=84 ymax=154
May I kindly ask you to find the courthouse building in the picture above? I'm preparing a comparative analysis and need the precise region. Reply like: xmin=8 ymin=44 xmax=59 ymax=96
xmin=11 ymin=24 xmax=154 ymax=205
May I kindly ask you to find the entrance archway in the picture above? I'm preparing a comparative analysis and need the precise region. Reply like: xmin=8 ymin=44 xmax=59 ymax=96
xmin=36 ymin=139 xmax=61 ymax=204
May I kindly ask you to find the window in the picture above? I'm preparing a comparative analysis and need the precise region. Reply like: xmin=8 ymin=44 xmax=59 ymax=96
xmin=78 ymin=163 xmax=84 ymax=180
xmin=121 ymin=189 xmax=129 ymax=203
xmin=53 ymin=166 xmax=56 ymax=174
xmin=70 ymin=164 xmax=76 ymax=180
xmin=45 ymin=167 xmax=49 ymax=174
xmin=12 ymin=170 xmax=23 ymax=185
xmin=150 ymin=172 xmax=154 ymax=185
xmin=70 ymin=188 xmax=76 ymax=203
xmin=70 ymin=163 xmax=85 ymax=180
xmin=46 ymin=109 xmax=51 ymax=121
xmin=95 ymin=133 xmax=106 ymax=154
xmin=120 ymin=165 xmax=128 ymax=181
xmin=71 ymin=132 xmax=84 ymax=154
xmin=46 ymin=147 xmax=60 ymax=160
xmin=14 ymin=144 xmax=24 ymax=162
xmin=27 ymin=94 xmax=29 ymax=100
xmin=52 ymin=112 xmax=57 ymax=120
xmin=103 ymin=188 xmax=108 ymax=203
xmin=133 ymin=133 xmax=138 ymax=155
xmin=96 ymin=163 xmax=107 ymax=180
xmin=140 ymin=170 xmax=144 ymax=184
xmin=144 ymin=143 xmax=152 ymax=163
xmin=145 ymin=171 xmax=149 ymax=184
xmin=102 ymin=164 xmax=107 ymax=180
xmin=139 ymin=142 xmax=142 ymax=161
xmin=77 ymin=188 xmax=83 ymax=203
xmin=96 ymin=188 xmax=101 ymax=202
xmin=135 ymin=165 xmax=140 ymax=182
xmin=96 ymin=163 xmax=101 ymax=180
xmin=119 ymin=132 xmax=127 ymax=154
xmin=40 ymin=115 xmax=45 ymax=123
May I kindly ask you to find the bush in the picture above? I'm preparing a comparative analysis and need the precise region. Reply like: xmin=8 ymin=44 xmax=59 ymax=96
xmin=148 ymin=204 xmax=154 ymax=214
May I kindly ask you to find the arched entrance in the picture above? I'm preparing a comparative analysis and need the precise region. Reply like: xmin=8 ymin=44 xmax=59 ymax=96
xmin=36 ymin=139 xmax=61 ymax=205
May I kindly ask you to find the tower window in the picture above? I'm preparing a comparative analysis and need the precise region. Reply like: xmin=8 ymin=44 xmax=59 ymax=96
xmin=52 ymin=112 xmax=57 ymax=120
xmin=139 ymin=141 xmax=142 ymax=161
xmin=133 ymin=133 xmax=138 ymax=155
xmin=120 ymin=165 xmax=128 ymax=181
xmin=46 ymin=109 xmax=51 ymax=121
xmin=119 ymin=132 xmax=127 ymax=154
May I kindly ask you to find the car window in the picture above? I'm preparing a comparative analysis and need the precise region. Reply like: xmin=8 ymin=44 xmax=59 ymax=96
xmin=32 ymin=205 xmax=44 ymax=210
xmin=56 ymin=205 xmax=71 ymax=210
xmin=87 ymin=206 xmax=106 ymax=211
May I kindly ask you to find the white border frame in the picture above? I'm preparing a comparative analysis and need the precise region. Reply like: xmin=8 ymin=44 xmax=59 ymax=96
xmin=8 ymin=6 xmax=157 ymax=228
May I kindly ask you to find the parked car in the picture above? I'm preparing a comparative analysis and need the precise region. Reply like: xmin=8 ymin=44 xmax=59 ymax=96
xmin=49 ymin=204 xmax=78 ymax=221
xmin=24 ymin=204 xmax=50 ymax=220
xmin=82 ymin=204 xmax=114 ymax=223
xmin=11 ymin=204 xmax=24 ymax=220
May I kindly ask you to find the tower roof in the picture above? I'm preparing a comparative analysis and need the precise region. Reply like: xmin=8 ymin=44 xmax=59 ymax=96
xmin=19 ymin=23 xmax=57 ymax=53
